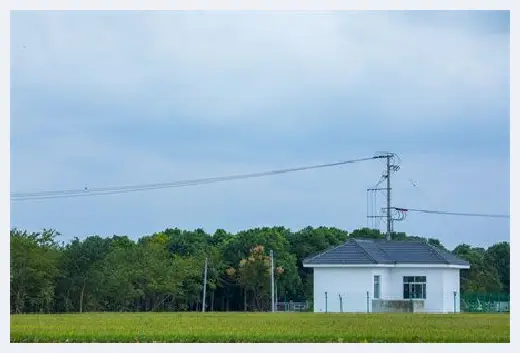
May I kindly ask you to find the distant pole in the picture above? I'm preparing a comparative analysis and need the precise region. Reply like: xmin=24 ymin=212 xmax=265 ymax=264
xmin=202 ymin=257 xmax=208 ymax=313
xmin=386 ymin=154 xmax=391 ymax=240
xmin=454 ymin=291 xmax=457 ymax=313
xmin=325 ymin=291 xmax=328 ymax=313
xmin=275 ymin=282 xmax=278 ymax=312
xmin=270 ymin=250 xmax=275 ymax=312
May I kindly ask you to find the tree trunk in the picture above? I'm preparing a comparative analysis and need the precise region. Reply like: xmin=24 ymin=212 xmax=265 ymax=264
xmin=79 ymin=281 xmax=86 ymax=313
xmin=253 ymin=289 xmax=260 ymax=311
xmin=16 ymin=288 xmax=24 ymax=314
xmin=65 ymin=288 xmax=71 ymax=312
xmin=243 ymin=288 xmax=247 ymax=312
xmin=211 ymin=291 xmax=215 ymax=312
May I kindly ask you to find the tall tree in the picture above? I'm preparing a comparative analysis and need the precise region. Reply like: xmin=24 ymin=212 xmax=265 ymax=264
xmin=483 ymin=242 xmax=510 ymax=293
xmin=10 ymin=229 xmax=61 ymax=313
xmin=60 ymin=236 xmax=112 ymax=312
xmin=10 ymin=226 xmax=510 ymax=313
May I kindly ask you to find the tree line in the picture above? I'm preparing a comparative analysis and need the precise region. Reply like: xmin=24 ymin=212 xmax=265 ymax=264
xmin=10 ymin=226 xmax=509 ymax=314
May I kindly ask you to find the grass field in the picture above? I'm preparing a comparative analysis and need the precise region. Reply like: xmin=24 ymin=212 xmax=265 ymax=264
xmin=10 ymin=312 xmax=510 ymax=343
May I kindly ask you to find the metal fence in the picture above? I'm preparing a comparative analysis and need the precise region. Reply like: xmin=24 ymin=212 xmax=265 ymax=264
xmin=276 ymin=301 xmax=311 ymax=312
xmin=460 ymin=293 xmax=510 ymax=313
xmin=308 ymin=290 xmax=511 ymax=313
xmin=274 ymin=292 xmax=510 ymax=313
xmin=317 ymin=289 xmax=453 ymax=313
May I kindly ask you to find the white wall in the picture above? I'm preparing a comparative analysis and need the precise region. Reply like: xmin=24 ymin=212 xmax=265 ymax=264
xmin=312 ymin=266 xmax=462 ymax=313
xmin=313 ymin=267 xmax=375 ymax=312
xmin=443 ymin=269 xmax=461 ymax=312
xmin=385 ymin=267 xmax=445 ymax=312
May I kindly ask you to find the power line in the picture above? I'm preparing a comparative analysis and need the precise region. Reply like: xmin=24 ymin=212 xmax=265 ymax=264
xmin=394 ymin=207 xmax=510 ymax=219
xmin=11 ymin=156 xmax=378 ymax=201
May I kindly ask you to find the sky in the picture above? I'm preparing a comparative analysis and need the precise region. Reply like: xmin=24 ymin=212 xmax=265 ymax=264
xmin=10 ymin=10 xmax=510 ymax=250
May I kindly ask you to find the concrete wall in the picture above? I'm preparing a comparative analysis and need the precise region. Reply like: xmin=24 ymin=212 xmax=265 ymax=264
xmin=385 ymin=267 xmax=444 ymax=313
xmin=442 ymin=269 xmax=461 ymax=312
xmin=372 ymin=299 xmax=425 ymax=313
xmin=312 ymin=266 xmax=461 ymax=313
xmin=313 ymin=267 xmax=375 ymax=312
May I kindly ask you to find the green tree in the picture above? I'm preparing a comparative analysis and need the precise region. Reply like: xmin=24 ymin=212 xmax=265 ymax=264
xmin=59 ymin=236 xmax=112 ymax=312
xmin=288 ymin=226 xmax=348 ymax=299
xmin=9 ymin=225 xmax=510 ymax=313
xmin=453 ymin=244 xmax=502 ymax=293
xmin=10 ymin=229 xmax=61 ymax=313
xmin=484 ymin=242 xmax=510 ymax=293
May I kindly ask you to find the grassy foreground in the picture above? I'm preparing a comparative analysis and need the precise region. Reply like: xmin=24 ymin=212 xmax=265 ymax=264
xmin=11 ymin=312 xmax=509 ymax=343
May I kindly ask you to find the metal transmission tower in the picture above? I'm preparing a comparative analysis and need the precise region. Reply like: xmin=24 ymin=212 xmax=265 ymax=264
xmin=369 ymin=152 xmax=401 ymax=240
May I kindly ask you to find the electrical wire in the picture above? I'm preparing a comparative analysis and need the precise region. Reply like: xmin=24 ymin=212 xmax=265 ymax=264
xmin=11 ymin=156 xmax=378 ymax=201
xmin=394 ymin=207 xmax=509 ymax=219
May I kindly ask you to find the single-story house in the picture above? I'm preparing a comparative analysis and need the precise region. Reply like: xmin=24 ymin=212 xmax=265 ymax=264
xmin=303 ymin=238 xmax=470 ymax=313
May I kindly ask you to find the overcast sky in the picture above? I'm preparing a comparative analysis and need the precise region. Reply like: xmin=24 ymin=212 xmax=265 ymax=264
xmin=10 ymin=10 xmax=509 ymax=250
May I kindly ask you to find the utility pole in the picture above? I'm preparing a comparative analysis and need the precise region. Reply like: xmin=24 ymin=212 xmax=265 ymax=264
xmin=386 ymin=154 xmax=391 ymax=240
xmin=202 ymin=257 xmax=208 ymax=312
xmin=369 ymin=152 xmax=401 ymax=238
xmin=270 ymin=249 xmax=275 ymax=312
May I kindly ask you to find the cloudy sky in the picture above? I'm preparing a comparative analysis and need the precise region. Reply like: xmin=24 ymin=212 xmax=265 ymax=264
xmin=10 ymin=10 xmax=509 ymax=249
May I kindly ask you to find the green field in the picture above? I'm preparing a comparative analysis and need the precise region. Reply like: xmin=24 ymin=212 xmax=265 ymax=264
xmin=10 ymin=312 xmax=510 ymax=343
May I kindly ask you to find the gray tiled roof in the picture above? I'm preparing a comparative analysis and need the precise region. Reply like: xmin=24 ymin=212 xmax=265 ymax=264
xmin=302 ymin=238 xmax=470 ymax=267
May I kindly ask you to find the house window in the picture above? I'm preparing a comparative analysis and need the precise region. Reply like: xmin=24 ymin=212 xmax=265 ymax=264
xmin=403 ymin=276 xmax=426 ymax=299
xmin=374 ymin=275 xmax=381 ymax=299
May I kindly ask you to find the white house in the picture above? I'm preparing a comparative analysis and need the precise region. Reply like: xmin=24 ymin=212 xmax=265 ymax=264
xmin=303 ymin=239 xmax=470 ymax=313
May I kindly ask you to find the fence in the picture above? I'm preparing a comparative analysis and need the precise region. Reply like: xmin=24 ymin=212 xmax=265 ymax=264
xmin=315 ymin=289 xmax=508 ymax=313
xmin=274 ymin=292 xmax=510 ymax=313
xmin=316 ymin=290 xmax=449 ymax=313
xmin=460 ymin=293 xmax=510 ymax=313
xmin=275 ymin=301 xmax=310 ymax=312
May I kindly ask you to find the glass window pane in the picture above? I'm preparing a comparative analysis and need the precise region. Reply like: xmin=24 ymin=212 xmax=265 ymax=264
xmin=414 ymin=284 xmax=423 ymax=299
xmin=374 ymin=276 xmax=381 ymax=299
xmin=403 ymin=284 xmax=410 ymax=299
xmin=402 ymin=277 xmax=427 ymax=299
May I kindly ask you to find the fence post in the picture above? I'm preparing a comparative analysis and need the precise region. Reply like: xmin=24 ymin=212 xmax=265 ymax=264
xmin=366 ymin=291 xmax=369 ymax=313
xmin=453 ymin=291 xmax=457 ymax=313
xmin=339 ymin=294 xmax=343 ymax=313
xmin=325 ymin=291 xmax=328 ymax=313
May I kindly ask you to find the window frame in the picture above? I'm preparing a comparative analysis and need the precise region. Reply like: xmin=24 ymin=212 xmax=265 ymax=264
xmin=373 ymin=275 xmax=381 ymax=299
xmin=403 ymin=276 xmax=427 ymax=300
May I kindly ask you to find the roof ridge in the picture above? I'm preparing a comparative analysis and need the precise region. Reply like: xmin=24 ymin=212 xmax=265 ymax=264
xmin=302 ymin=240 xmax=351 ymax=263
xmin=351 ymin=239 xmax=378 ymax=264
xmin=423 ymin=242 xmax=450 ymax=264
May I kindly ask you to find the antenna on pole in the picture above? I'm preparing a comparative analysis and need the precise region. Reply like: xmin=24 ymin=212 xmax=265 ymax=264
xmin=202 ymin=257 xmax=208 ymax=312
xmin=386 ymin=154 xmax=391 ymax=240
xmin=373 ymin=152 xmax=400 ymax=240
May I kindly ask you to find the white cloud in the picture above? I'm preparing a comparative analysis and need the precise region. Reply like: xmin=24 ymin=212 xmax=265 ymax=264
xmin=11 ymin=11 xmax=509 ymax=130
